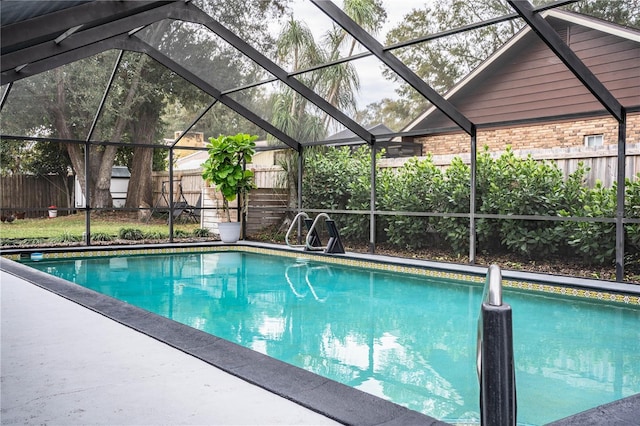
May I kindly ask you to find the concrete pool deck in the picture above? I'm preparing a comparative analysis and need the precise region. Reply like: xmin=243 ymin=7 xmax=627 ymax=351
xmin=0 ymin=258 xmax=446 ymax=425
xmin=0 ymin=271 xmax=340 ymax=425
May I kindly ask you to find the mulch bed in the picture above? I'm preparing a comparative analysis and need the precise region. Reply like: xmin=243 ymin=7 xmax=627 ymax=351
xmin=353 ymin=243 xmax=640 ymax=284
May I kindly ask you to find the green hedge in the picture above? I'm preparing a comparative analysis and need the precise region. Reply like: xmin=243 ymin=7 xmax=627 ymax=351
xmin=302 ymin=146 xmax=640 ymax=265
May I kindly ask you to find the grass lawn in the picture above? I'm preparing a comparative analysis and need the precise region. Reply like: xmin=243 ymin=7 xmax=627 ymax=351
xmin=0 ymin=213 xmax=200 ymax=243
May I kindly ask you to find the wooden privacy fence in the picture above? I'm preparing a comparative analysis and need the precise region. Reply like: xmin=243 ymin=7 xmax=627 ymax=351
xmin=246 ymin=188 xmax=288 ymax=234
xmin=152 ymin=166 xmax=289 ymax=234
xmin=242 ymin=145 xmax=640 ymax=189
xmin=151 ymin=169 xmax=203 ymax=208
xmin=0 ymin=174 xmax=73 ymax=218
xmin=151 ymin=166 xmax=286 ymax=207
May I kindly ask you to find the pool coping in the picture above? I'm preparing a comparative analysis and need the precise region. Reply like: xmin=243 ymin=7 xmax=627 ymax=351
xmin=0 ymin=249 xmax=449 ymax=426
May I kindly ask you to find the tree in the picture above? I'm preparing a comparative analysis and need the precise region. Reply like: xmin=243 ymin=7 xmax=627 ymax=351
xmin=1 ymin=52 xmax=130 ymax=208
xmin=270 ymin=0 xmax=387 ymax=211
xmin=2 ymin=0 xmax=289 ymax=215
xmin=320 ymin=0 xmax=386 ymax=128
xmin=565 ymin=0 xmax=640 ymax=28
xmin=0 ymin=140 xmax=25 ymax=176
xmin=25 ymin=141 xmax=74 ymax=209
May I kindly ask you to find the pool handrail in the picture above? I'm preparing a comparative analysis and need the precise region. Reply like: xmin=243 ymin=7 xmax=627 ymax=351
xmin=477 ymin=264 xmax=517 ymax=426
xmin=484 ymin=264 xmax=503 ymax=307
xmin=305 ymin=213 xmax=331 ymax=251
xmin=285 ymin=212 xmax=310 ymax=248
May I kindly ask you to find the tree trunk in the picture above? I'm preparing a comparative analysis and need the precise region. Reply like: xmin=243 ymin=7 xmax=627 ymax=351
xmin=92 ymin=145 xmax=117 ymax=208
xmin=125 ymin=100 xmax=160 ymax=214
xmin=126 ymin=147 xmax=154 ymax=210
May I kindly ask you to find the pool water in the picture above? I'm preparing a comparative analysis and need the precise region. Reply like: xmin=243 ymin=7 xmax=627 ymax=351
xmin=29 ymin=251 xmax=640 ymax=425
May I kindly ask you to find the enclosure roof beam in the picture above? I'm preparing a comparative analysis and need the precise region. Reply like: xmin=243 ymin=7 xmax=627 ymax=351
xmin=171 ymin=99 xmax=218 ymax=149
xmin=123 ymin=38 xmax=301 ymax=151
xmin=1 ymin=2 xmax=183 ymax=74
xmin=1 ymin=1 xmax=176 ymax=55
xmin=1 ymin=26 xmax=301 ymax=151
xmin=507 ymin=0 xmax=624 ymax=122
xmin=311 ymin=0 xmax=475 ymax=136
xmin=169 ymin=4 xmax=374 ymax=145
xmin=1 ymin=33 xmax=131 ymax=85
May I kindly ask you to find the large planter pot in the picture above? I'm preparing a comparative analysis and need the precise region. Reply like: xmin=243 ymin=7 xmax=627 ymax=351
xmin=48 ymin=209 xmax=57 ymax=218
xmin=218 ymin=222 xmax=241 ymax=243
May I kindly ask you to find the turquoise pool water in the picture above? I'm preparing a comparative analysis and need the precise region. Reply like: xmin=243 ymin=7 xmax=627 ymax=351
xmin=28 ymin=251 xmax=640 ymax=425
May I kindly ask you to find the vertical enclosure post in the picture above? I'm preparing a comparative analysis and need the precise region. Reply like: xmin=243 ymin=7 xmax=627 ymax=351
xmin=84 ymin=141 xmax=91 ymax=245
xmin=297 ymin=147 xmax=304 ymax=245
xmin=241 ymin=158 xmax=247 ymax=240
xmin=168 ymin=148 xmax=174 ymax=242
xmin=616 ymin=109 xmax=627 ymax=282
xmin=370 ymin=142 xmax=376 ymax=254
xmin=469 ymin=128 xmax=477 ymax=264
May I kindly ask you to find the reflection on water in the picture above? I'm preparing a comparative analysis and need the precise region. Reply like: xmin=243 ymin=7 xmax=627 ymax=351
xmin=32 ymin=252 xmax=640 ymax=425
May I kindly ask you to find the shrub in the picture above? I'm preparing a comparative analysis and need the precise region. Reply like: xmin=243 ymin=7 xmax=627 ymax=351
xmin=300 ymin=143 xmax=632 ymax=265
xmin=303 ymin=146 xmax=375 ymax=242
xmin=479 ymin=148 xmax=566 ymax=258
xmin=381 ymin=157 xmax=443 ymax=250
xmin=560 ymin=180 xmax=616 ymax=265
xmin=193 ymin=228 xmax=210 ymax=237
xmin=174 ymin=229 xmax=189 ymax=238
xmin=303 ymin=146 xmax=357 ymax=211
xmin=91 ymin=232 xmax=113 ymax=242
xmin=144 ymin=231 xmax=167 ymax=240
xmin=625 ymin=175 xmax=640 ymax=253
xmin=118 ymin=228 xmax=145 ymax=240
xmin=437 ymin=157 xmax=471 ymax=254
xmin=342 ymin=150 xmax=390 ymax=242
xmin=51 ymin=231 xmax=81 ymax=243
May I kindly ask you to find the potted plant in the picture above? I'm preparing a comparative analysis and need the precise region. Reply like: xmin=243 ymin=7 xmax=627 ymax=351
xmin=48 ymin=205 xmax=57 ymax=218
xmin=201 ymin=133 xmax=257 ymax=243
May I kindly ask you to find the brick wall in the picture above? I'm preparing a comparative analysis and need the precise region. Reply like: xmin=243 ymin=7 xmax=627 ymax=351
xmin=417 ymin=113 xmax=640 ymax=155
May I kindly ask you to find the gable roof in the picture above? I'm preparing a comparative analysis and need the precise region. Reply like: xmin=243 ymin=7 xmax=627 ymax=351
xmin=405 ymin=9 xmax=640 ymax=133
xmin=326 ymin=123 xmax=394 ymax=144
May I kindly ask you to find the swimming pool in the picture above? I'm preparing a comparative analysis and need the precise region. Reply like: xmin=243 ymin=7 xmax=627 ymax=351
xmin=18 ymin=246 xmax=640 ymax=425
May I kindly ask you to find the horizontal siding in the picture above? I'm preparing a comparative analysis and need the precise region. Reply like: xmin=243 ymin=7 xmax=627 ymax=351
xmin=417 ymin=20 xmax=639 ymax=130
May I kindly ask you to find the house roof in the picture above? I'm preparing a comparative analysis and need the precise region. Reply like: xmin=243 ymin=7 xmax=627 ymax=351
xmin=405 ymin=9 xmax=640 ymax=133
xmin=325 ymin=123 xmax=395 ymax=144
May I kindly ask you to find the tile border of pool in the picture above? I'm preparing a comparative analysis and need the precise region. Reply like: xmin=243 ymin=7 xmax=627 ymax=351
xmin=3 ymin=241 xmax=640 ymax=306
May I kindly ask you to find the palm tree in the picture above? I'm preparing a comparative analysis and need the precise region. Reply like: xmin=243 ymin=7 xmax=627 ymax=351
xmin=321 ymin=0 xmax=387 ymax=128
xmin=270 ymin=2 xmax=387 ymax=211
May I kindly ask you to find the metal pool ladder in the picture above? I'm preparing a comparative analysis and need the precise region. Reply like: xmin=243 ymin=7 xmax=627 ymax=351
xmin=476 ymin=264 xmax=517 ymax=425
xmin=285 ymin=212 xmax=345 ymax=254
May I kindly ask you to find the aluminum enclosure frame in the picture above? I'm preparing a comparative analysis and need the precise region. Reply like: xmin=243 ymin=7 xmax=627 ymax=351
xmin=0 ymin=0 xmax=635 ymax=281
